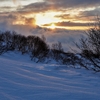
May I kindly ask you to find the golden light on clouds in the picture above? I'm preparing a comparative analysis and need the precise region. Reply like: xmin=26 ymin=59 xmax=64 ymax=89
xmin=8 ymin=5 xmax=99 ymax=30
xmin=0 ymin=0 xmax=99 ymax=31
xmin=35 ymin=12 xmax=61 ymax=26
xmin=49 ymin=23 xmax=56 ymax=29
xmin=13 ymin=21 xmax=25 ymax=25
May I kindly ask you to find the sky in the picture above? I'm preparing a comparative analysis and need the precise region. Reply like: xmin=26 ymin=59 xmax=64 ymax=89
xmin=0 ymin=0 xmax=100 ymax=51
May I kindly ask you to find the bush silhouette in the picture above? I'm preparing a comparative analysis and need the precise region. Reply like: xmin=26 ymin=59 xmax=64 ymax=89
xmin=0 ymin=31 xmax=49 ymax=61
xmin=76 ymin=17 xmax=100 ymax=71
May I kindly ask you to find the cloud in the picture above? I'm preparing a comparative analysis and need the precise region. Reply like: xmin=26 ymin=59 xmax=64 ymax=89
xmin=19 ymin=1 xmax=54 ymax=13
xmin=25 ymin=18 xmax=36 ymax=26
xmin=43 ymin=21 xmax=87 ymax=27
xmin=18 ymin=0 xmax=100 ymax=13
xmin=45 ymin=0 xmax=100 ymax=9
xmin=1 ymin=0 xmax=100 ymax=26
xmin=0 ymin=0 xmax=11 ymax=2
xmin=13 ymin=0 xmax=21 ymax=6
xmin=13 ymin=0 xmax=16 ymax=4
xmin=30 ymin=27 xmax=84 ymax=51
xmin=0 ymin=13 xmax=36 ymax=24
xmin=79 ymin=7 xmax=100 ymax=17
xmin=55 ymin=14 xmax=72 ymax=20
xmin=0 ymin=13 xmax=36 ymax=33
xmin=0 ymin=0 xmax=99 ymax=52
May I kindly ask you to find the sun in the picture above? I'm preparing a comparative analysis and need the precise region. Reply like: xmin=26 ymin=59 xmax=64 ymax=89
xmin=50 ymin=23 xmax=56 ymax=29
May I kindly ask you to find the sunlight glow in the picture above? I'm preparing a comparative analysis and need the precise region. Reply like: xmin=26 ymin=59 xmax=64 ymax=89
xmin=49 ymin=23 xmax=56 ymax=29
xmin=12 ymin=10 xmax=94 ymax=30
xmin=35 ymin=12 xmax=61 ymax=26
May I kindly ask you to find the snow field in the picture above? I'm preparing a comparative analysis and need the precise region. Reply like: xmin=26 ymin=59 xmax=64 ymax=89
xmin=0 ymin=52 xmax=100 ymax=100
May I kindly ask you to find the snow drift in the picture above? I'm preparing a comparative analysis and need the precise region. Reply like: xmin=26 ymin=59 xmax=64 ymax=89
xmin=0 ymin=52 xmax=100 ymax=100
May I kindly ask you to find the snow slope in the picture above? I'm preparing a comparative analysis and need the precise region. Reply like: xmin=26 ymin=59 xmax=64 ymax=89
xmin=0 ymin=52 xmax=100 ymax=100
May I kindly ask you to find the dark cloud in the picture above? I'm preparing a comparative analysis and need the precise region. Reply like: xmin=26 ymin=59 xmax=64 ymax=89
xmin=0 ymin=13 xmax=36 ymax=31
xmin=0 ymin=6 xmax=16 ymax=12
xmin=19 ymin=2 xmax=53 ymax=13
xmin=19 ymin=0 xmax=100 ymax=13
xmin=43 ymin=21 xmax=87 ymax=27
xmin=45 ymin=0 xmax=100 ymax=9
xmin=55 ymin=14 xmax=71 ymax=20
xmin=79 ymin=7 xmax=100 ymax=17
xmin=55 ymin=21 xmax=87 ymax=27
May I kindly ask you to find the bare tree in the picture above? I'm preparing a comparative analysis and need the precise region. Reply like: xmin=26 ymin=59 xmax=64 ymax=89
xmin=76 ymin=16 xmax=100 ymax=71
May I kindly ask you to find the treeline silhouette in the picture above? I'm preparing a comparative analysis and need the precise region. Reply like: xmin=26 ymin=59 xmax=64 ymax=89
xmin=0 ymin=31 xmax=49 ymax=61
xmin=0 ymin=31 xmax=78 ymax=64
xmin=0 ymin=22 xmax=100 ymax=72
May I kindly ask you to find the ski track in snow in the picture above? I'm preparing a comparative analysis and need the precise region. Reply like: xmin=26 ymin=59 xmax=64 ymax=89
xmin=0 ymin=52 xmax=100 ymax=100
